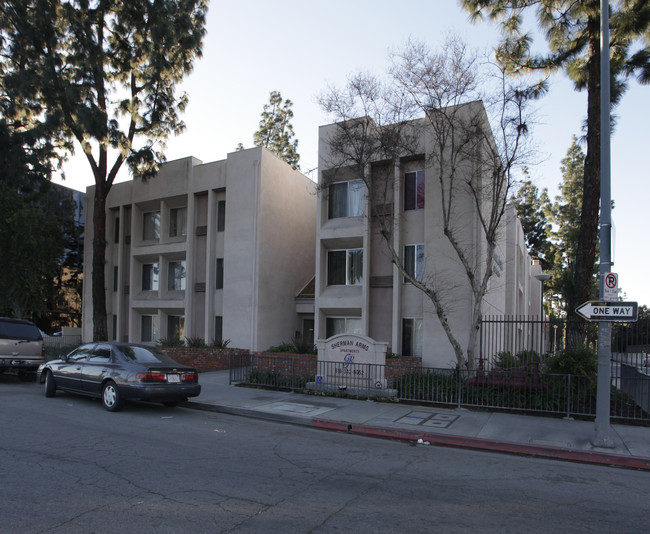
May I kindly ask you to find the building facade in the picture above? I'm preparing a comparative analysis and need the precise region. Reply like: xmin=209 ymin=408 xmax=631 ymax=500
xmin=314 ymin=104 xmax=542 ymax=368
xmin=82 ymin=147 xmax=317 ymax=351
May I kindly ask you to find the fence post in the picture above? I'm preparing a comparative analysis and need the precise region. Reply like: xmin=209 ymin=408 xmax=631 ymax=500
xmin=566 ymin=374 xmax=572 ymax=419
xmin=457 ymin=367 xmax=462 ymax=408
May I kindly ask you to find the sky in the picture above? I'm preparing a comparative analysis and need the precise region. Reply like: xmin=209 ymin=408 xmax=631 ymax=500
xmin=54 ymin=0 xmax=649 ymax=307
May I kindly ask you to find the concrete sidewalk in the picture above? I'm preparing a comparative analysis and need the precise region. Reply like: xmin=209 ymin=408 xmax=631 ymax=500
xmin=186 ymin=370 xmax=650 ymax=471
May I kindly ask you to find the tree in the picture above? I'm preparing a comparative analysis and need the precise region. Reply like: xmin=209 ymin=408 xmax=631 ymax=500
xmin=0 ymin=181 xmax=65 ymax=319
xmin=461 ymin=0 xmax=650 ymax=335
xmin=510 ymin=175 xmax=554 ymax=270
xmin=254 ymin=91 xmax=300 ymax=169
xmin=1 ymin=0 xmax=208 ymax=340
xmin=547 ymin=136 xmax=602 ymax=320
xmin=319 ymin=37 xmax=541 ymax=370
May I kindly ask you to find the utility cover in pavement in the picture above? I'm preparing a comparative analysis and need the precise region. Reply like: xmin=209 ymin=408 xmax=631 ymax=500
xmin=258 ymin=402 xmax=334 ymax=417
xmin=397 ymin=411 xmax=459 ymax=428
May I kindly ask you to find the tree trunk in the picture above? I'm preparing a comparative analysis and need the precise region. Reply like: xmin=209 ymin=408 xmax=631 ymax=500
xmin=569 ymin=20 xmax=600 ymax=348
xmin=92 ymin=189 xmax=108 ymax=341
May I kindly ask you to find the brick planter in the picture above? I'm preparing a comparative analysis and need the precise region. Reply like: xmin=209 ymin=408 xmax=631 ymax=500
xmin=163 ymin=347 xmax=240 ymax=372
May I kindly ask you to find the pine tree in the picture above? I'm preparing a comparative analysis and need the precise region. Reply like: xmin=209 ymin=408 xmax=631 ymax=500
xmin=254 ymin=91 xmax=300 ymax=169
xmin=462 ymin=0 xmax=650 ymax=328
xmin=1 ymin=1 xmax=208 ymax=340
xmin=511 ymin=177 xmax=554 ymax=270
xmin=547 ymin=136 xmax=599 ymax=316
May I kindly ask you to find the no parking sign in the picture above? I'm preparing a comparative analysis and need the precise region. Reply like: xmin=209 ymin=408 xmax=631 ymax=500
xmin=603 ymin=272 xmax=618 ymax=300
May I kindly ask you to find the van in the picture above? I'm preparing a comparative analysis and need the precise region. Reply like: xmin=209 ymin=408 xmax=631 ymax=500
xmin=0 ymin=317 xmax=46 ymax=380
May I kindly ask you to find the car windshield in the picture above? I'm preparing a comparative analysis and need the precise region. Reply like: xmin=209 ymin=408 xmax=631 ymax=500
xmin=0 ymin=321 xmax=42 ymax=341
xmin=118 ymin=345 xmax=177 ymax=364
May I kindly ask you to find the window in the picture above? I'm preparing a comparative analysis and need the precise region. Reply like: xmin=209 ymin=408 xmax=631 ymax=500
xmin=404 ymin=244 xmax=424 ymax=283
xmin=112 ymin=315 xmax=117 ymax=341
xmin=327 ymin=249 xmax=363 ymax=286
xmin=404 ymin=170 xmax=425 ymax=210
xmin=167 ymin=315 xmax=185 ymax=343
xmin=142 ymin=263 xmax=160 ymax=291
xmin=326 ymin=317 xmax=362 ymax=338
xmin=89 ymin=345 xmax=112 ymax=363
xmin=141 ymin=315 xmax=159 ymax=343
xmin=113 ymin=266 xmax=118 ymax=292
xmin=328 ymin=179 xmax=364 ymax=219
xmin=143 ymin=211 xmax=161 ymax=240
xmin=402 ymin=318 xmax=423 ymax=357
xmin=214 ymin=316 xmax=223 ymax=343
xmin=217 ymin=200 xmax=226 ymax=232
xmin=169 ymin=207 xmax=187 ymax=237
xmin=302 ymin=318 xmax=314 ymax=346
xmin=216 ymin=258 xmax=224 ymax=289
xmin=114 ymin=217 xmax=120 ymax=243
xmin=168 ymin=261 xmax=186 ymax=291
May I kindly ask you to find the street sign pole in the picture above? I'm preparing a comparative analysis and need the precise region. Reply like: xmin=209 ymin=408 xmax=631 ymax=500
xmin=593 ymin=0 xmax=614 ymax=449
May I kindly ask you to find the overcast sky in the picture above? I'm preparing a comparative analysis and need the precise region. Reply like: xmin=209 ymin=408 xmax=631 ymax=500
xmin=55 ymin=1 xmax=649 ymax=307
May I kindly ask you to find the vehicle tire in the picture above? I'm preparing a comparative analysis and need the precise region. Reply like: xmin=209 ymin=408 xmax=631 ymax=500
xmin=102 ymin=381 xmax=124 ymax=412
xmin=44 ymin=370 xmax=57 ymax=397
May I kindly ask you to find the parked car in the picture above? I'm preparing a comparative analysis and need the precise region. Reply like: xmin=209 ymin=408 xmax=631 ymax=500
xmin=37 ymin=342 xmax=201 ymax=411
xmin=0 ymin=317 xmax=45 ymax=380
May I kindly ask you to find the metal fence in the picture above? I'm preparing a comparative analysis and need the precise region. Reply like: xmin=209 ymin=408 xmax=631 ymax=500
xmin=228 ymin=352 xmax=650 ymax=423
xmin=479 ymin=316 xmax=602 ymax=370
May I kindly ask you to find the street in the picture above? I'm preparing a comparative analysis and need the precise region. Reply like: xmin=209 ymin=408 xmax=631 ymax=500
xmin=2 ymin=375 xmax=650 ymax=533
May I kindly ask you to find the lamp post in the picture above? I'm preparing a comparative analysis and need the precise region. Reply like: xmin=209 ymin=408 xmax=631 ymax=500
xmin=535 ymin=273 xmax=551 ymax=356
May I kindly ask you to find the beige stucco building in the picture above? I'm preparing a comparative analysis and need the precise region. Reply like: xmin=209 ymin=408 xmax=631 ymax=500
xmin=314 ymin=103 xmax=543 ymax=368
xmin=82 ymin=147 xmax=317 ymax=350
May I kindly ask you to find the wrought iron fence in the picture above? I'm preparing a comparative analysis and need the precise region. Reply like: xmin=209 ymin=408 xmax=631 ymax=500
xmin=479 ymin=316 xmax=602 ymax=370
xmin=229 ymin=353 xmax=650 ymax=423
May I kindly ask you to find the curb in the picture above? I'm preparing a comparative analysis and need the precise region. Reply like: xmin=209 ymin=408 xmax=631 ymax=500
xmin=312 ymin=419 xmax=650 ymax=471
xmin=184 ymin=400 xmax=314 ymax=427
xmin=184 ymin=400 xmax=650 ymax=471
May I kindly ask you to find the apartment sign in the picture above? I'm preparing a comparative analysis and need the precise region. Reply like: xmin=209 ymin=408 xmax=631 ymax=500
xmin=575 ymin=301 xmax=638 ymax=322
xmin=316 ymin=334 xmax=388 ymax=389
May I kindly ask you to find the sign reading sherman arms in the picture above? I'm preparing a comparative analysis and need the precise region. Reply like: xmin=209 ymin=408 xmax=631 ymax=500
xmin=316 ymin=334 xmax=388 ymax=389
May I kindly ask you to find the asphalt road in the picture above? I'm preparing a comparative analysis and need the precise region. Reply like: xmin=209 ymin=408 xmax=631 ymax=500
xmin=2 ymin=375 xmax=650 ymax=533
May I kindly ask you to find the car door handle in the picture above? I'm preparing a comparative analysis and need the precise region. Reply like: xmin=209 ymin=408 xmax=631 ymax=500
xmin=76 ymin=366 xmax=81 ymax=370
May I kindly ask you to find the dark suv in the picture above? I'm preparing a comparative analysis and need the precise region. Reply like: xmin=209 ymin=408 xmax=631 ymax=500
xmin=0 ymin=317 xmax=45 ymax=380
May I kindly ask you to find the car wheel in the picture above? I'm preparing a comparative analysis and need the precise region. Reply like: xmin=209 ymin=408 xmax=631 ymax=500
xmin=44 ymin=370 xmax=57 ymax=397
xmin=102 ymin=381 xmax=124 ymax=412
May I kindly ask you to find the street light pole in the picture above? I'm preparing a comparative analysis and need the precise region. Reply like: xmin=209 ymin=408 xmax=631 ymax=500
xmin=593 ymin=0 xmax=614 ymax=448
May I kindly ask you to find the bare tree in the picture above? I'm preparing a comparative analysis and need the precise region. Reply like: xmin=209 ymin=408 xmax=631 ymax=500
xmin=318 ymin=37 xmax=542 ymax=370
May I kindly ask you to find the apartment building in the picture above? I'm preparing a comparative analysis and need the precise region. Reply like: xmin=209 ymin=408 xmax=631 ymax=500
xmin=314 ymin=102 xmax=541 ymax=368
xmin=81 ymin=147 xmax=317 ymax=350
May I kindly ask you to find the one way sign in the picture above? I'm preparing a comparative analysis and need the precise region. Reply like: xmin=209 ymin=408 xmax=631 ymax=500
xmin=575 ymin=301 xmax=638 ymax=322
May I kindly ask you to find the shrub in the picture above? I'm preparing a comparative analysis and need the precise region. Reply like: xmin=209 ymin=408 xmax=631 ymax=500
xmin=542 ymin=348 xmax=598 ymax=376
xmin=266 ymin=341 xmax=296 ymax=353
xmin=291 ymin=336 xmax=316 ymax=355
xmin=185 ymin=336 xmax=207 ymax=348
xmin=156 ymin=337 xmax=184 ymax=348
xmin=493 ymin=350 xmax=539 ymax=369
xmin=494 ymin=351 xmax=517 ymax=368
xmin=210 ymin=337 xmax=231 ymax=349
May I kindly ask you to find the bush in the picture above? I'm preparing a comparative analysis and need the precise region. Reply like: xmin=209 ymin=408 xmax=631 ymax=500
xmin=185 ymin=336 xmax=207 ymax=348
xmin=156 ymin=337 xmax=184 ymax=348
xmin=493 ymin=350 xmax=539 ymax=369
xmin=291 ymin=336 xmax=316 ymax=355
xmin=494 ymin=351 xmax=517 ymax=368
xmin=266 ymin=342 xmax=296 ymax=353
xmin=210 ymin=337 xmax=231 ymax=349
xmin=542 ymin=348 xmax=598 ymax=376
